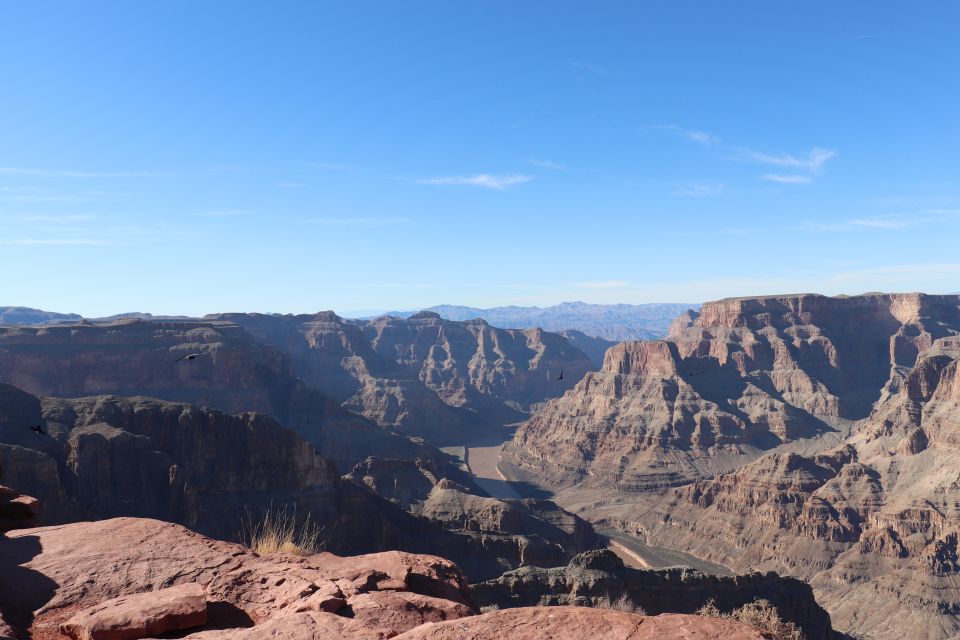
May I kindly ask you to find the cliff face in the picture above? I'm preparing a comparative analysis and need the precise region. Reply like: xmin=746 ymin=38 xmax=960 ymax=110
xmin=471 ymin=549 xmax=835 ymax=639
xmin=504 ymin=293 xmax=960 ymax=639
xmin=0 ymin=319 xmax=426 ymax=472
xmin=0 ymin=382 xmax=341 ymax=539
xmin=505 ymin=293 xmax=960 ymax=490
xmin=0 ymin=382 xmax=602 ymax=583
xmin=209 ymin=311 xmax=594 ymax=442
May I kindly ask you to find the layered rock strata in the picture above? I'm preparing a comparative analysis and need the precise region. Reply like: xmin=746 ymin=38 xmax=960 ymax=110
xmin=208 ymin=311 xmax=594 ymax=441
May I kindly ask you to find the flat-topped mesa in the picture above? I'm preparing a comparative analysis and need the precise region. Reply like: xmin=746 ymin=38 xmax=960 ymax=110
xmin=601 ymin=340 xmax=680 ymax=377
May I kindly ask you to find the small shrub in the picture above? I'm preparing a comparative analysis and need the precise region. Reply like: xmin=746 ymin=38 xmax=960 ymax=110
xmin=696 ymin=598 xmax=805 ymax=640
xmin=241 ymin=504 xmax=326 ymax=556
xmin=594 ymin=594 xmax=646 ymax=615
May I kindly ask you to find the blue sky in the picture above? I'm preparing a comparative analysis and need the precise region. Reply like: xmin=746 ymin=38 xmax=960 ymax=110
xmin=1 ymin=1 xmax=958 ymax=316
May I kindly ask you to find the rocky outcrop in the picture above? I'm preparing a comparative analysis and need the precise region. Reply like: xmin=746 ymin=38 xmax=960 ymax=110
xmin=0 ymin=383 xmax=342 ymax=540
xmin=208 ymin=311 xmax=594 ymax=442
xmin=0 ymin=382 xmax=600 ymax=582
xmin=0 ymin=518 xmax=771 ymax=640
xmin=0 ymin=319 xmax=427 ymax=472
xmin=60 ymin=583 xmax=208 ymax=640
xmin=0 ymin=517 xmax=475 ymax=640
xmin=0 ymin=482 xmax=39 ymax=531
xmin=503 ymin=293 xmax=960 ymax=639
xmin=505 ymin=293 xmax=960 ymax=490
xmin=471 ymin=549 xmax=834 ymax=639
xmin=393 ymin=607 xmax=768 ymax=640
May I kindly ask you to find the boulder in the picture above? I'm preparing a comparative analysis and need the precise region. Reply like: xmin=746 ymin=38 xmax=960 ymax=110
xmin=60 ymin=583 xmax=207 ymax=640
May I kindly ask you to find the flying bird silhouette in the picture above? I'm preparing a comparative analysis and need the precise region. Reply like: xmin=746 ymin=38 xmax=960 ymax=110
xmin=175 ymin=351 xmax=206 ymax=362
xmin=30 ymin=424 xmax=46 ymax=436
xmin=557 ymin=369 xmax=564 ymax=381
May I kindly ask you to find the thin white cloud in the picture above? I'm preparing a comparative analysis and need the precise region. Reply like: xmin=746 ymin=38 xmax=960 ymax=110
xmin=657 ymin=126 xmax=836 ymax=183
xmin=655 ymin=125 xmax=719 ymax=145
xmin=19 ymin=214 xmax=100 ymax=222
xmin=762 ymin=174 xmax=815 ymax=184
xmin=416 ymin=174 xmax=533 ymax=190
xmin=576 ymin=280 xmax=630 ymax=289
xmin=197 ymin=209 xmax=251 ymax=217
xmin=527 ymin=158 xmax=568 ymax=171
xmin=744 ymin=147 xmax=836 ymax=174
xmin=673 ymin=182 xmax=726 ymax=197
xmin=848 ymin=218 xmax=908 ymax=229
xmin=571 ymin=61 xmax=612 ymax=77
xmin=798 ymin=210 xmax=960 ymax=232
xmin=302 ymin=217 xmax=411 ymax=226
xmin=0 ymin=167 xmax=173 ymax=178
xmin=0 ymin=238 xmax=110 ymax=246
xmin=302 ymin=162 xmax=359 ymax=171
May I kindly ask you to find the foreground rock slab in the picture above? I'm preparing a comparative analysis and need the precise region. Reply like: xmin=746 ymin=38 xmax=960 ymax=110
xmin=60 ymin=583 xmax=207 ymax=640
xmin=0 ymin=517 xmax=473 ymax=639
xmin=392 ymin=607 xmax=769 ymax=640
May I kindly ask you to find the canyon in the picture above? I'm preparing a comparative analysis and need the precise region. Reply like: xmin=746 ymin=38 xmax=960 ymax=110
xmin=503 ymin=292 xmax=960 ymax=639
xmin=8 ymin=294 xmax=959 ymax=638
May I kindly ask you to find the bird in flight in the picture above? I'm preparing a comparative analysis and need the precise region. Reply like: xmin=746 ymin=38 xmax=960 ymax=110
xmin=175 ymin=351 xmax=207 ymax=362
xmin=30 ymin=424 xmax=46 ymax=436
xmin=557 ymin=369 xmax=564 ymax=381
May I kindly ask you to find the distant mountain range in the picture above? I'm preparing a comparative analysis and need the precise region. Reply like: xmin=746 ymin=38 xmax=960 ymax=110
xmin=0 ymin=301 xmax=699 ymax=342
xmin=360 ymin=302 xmax=700 ymax=341
xmin=0 ymin=307 xmax=82 ymax=325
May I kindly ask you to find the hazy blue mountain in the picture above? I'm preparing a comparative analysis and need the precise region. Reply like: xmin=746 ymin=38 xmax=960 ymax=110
xmin=360 ymin=301 xmax=699 ymax=341
xmin=0 ymin=306 xmax=82 ymax=325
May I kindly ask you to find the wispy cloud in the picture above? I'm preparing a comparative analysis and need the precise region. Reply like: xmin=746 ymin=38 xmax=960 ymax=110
xmin=673 ymin=181 xmax=726 ymax=197
xmin=657 ymin=126 xmax=836 ymax=184
xmin=0 ymin=238 xmax=110 ymax=246
xmin=762 ymin=174 xmax=814 ymax=184
xmin=196 ymin=209 xmax=251 ymax=217
xmin=302 ymin=217 xmax=411 ymax=226
xmin=19 ymin=214 xmax=100 ymax=222
xmin=416 ymin=174 xmax=533 ymax=190
xmin=0 ymin=167 xmax=173 ymax=178
xmin=655 ymin=125 xmax=719 ymax=145
xmin=571 ymin=61 xmax=612 ymax=77
xmin=576 ymin=280 xmax=629 ymax=289
xmin=302 ymin=162 xmax=360 ymax=171
xmin=527 ymin=158 xmax=568 ymax=171
xmin=797 ymin=210 xmax=960 ymax=232
xmin=744 ymin=147 xmax=836 ymax=174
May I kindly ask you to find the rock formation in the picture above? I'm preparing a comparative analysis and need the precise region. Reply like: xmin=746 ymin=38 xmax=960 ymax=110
xmin=503 ymin=293 xmax=960 ymax=639
xmin=0 ymin=517 xmax=474 ymax=640
xmin=207 ymin=311 xmax=594 ymax=442
xmin=393 ymin=607 xmax=768 ymax=640
xmin=471 ymin=549 xmax=834 ymax=638
xmin=0 ymin=382 xmax=600 ymax=583
xmin=0 ymin=517 xmax=782 ymax=640
xmin=0 ymin=319 xmax=427 ymax=471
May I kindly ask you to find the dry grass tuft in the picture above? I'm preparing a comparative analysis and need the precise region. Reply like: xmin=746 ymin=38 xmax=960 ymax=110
xmin=696 ymin=598 xmax=805 ymax=640
xmin=241 ymin=505 xmax=326 ymax=556
xmin=594 ymin=594 xmax=646 ymax=615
